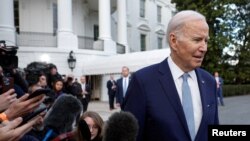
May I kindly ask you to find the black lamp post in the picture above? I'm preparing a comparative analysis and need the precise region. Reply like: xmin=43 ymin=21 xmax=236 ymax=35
xmin=67 ymin=50 xmax=76 ymax=72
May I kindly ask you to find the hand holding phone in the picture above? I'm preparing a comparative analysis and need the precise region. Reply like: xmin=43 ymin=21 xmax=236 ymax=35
xmin=20 ymin=103 xmax=47 ymax=126
xmin=27 ymin=88 xmax=50 ymax=99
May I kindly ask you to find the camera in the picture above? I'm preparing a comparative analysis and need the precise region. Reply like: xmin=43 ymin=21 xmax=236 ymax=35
xmin=0 ymin=40 xmax=18 ymax=71
xmin=0 ymin=40 xmax=18 ymax=93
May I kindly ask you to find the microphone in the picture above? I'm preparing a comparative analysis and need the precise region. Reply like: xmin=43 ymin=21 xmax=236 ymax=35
xmin=43 ymin=94 xmax=83 ymax=134
xmin=103 ymin=111 xmax=139 ymax=141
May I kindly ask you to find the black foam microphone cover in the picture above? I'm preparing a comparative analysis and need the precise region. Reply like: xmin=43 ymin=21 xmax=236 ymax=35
xmin=103 ymin=111 xmax=139 ymax=141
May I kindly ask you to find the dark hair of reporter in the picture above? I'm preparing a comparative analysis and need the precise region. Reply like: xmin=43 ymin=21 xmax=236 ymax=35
xmin=47 ymin=63 xmax=62 ymax=89
xmin=79 ymin=111 xmax=104 ymax=141
xmin=25 ymin=61 xmax=48 ymax=87
xmin=102 ymin=111 xmax=139 ymax=141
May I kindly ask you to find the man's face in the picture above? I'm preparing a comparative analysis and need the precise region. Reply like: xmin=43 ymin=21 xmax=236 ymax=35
xmin=80 ymin=76 xmax=86 ymax=83
xmin=170 ymin=19 xmax=209 ymax=72
xmin=215 ymin=72 xmax=219 ymax=77
xmin=38 ymin=75 xmax=47 ymax=87
xmin=50 ymin=68 xmax=57 ymax=75
xmin=122 ymin=67 xmax=129 ymax=77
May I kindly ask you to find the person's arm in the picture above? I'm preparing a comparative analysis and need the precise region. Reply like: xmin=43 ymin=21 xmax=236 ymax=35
xmin=0 ymin=116 xmax=42 ymax=141
xmin=85 ymin=84 xmax=91 ymax=95
xmin=220 ymin=77 xmax=224 ymax=85
xmin=106 ymin=81 xmax=110 ymax=89
xmin=115 ymin=80 xmax=120 ymax=106
xmin=4 ymin=93 xmax=45 ymax=120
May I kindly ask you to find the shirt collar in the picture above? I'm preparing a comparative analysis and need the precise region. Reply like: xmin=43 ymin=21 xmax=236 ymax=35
xmin=168 ymin=56 xmax=195 ymax=80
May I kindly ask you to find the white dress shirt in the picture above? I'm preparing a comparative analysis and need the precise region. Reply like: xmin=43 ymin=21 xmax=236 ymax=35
xmin=123 ymin=77 xmax=129 ymax=96
xmin=168 ymin=56 xmax=202 ymax=135
xmin=81 ymin=83 xmax=86 ymax=98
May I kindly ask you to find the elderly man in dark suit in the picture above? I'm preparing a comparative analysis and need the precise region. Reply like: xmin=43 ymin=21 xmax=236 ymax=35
xmin=115 ymin=66 xmax=130 ymax=110
xmin=123 ymin=10 xmax=219 ymax=141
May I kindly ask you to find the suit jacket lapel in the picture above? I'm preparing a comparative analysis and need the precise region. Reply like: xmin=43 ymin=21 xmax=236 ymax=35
xmin=158 ymin=58 xmax=190 ymax=135
xmin=195 ymin=69 xmax=210 ymax=139
xmin=195 ymin=69 xmax=208 ymax=116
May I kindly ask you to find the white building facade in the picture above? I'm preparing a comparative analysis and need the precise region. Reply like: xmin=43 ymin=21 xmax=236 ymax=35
xmin=0 ymin=0 xmax=175 ymax=101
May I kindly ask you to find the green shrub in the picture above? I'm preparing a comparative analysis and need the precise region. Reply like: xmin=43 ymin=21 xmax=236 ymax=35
xmin=223 ymin=84 xmax=250 ymax=97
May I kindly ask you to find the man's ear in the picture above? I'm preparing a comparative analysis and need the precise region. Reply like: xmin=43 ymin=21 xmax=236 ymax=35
xmin=169 ymin=33 xmax=178 ymax=51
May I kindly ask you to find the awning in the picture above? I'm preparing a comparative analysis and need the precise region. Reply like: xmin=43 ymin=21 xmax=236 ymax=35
xmin=82 ymin=48 xmax=170 ymax=75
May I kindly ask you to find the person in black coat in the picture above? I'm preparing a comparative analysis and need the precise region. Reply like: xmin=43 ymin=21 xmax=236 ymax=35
xmin=106 ymin=75 xmax=117 ymax=110
xmin=79 ymin=75 xmax=92 ymax=111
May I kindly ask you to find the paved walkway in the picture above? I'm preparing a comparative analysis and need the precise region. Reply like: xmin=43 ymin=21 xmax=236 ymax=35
xmin=218 ymin=94 xmax=250 ymax=124
xmin=88 ymin=101 xmax=121 ymax=121
xmin=88 ymin=94 xmax=250 ymax=124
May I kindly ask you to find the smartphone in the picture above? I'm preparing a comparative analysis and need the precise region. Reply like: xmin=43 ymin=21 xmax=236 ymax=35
xmin=20 ymin=103 xmax=47 ymax=126
xmin=27 ymin=88 xmax=50 ymax=99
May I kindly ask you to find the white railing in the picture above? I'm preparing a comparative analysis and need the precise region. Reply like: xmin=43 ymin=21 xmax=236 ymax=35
xmin=16 ymin=32 xmax=57 ymax=47
xmin=116 ymin=43 xmax=125 ymax=54
xmin=78 ymin=36 xmax=95 ymax=50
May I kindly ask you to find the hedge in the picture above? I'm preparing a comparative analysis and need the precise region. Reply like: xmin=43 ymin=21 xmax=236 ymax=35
xmin=222 ymin=84 xmax=250 ymax=97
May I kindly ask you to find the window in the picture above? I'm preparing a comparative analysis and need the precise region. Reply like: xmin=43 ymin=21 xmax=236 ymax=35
xmin=157 ymin=5 xmax=162 ymax=23
xmin=158 ymin=37 xmax=163 ymax=49
xmin=94 ymin=25 xmax=99 ymax=41
xmin=140 ymin=0 xmax=145 ymax=18
xmin=53 ymin=3 xmax=58 ymax=35
xmin=14 ymin=0 xmax=19 ymax=33
xmin=140 ymin=34 xmax=146 ymax=51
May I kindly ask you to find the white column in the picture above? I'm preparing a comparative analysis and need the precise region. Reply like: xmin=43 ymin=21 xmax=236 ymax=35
xmin=57 ymin=0 xmax=77 ymax=50
xmin=0 ymin=0 xmax=16 ymax=46
xmin=117 ymin=0 xmax=129 ymax=53
xmin=98 ymin=0 xmax=112 ymax=40
xmin=94 ymin=0 xmax=116 ymax=54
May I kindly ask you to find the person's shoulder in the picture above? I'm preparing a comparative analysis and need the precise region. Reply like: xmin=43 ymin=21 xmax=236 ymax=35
xmin=196 ymin=68 xmax=215 ymax=80
xmin=117 ymin=77 xmax=122 ymax=81
xmin=135 ymin=61 xmax=162 ymax=77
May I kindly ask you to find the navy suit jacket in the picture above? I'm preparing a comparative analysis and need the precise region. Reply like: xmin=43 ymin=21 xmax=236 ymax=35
xmin=116 ymin=77 xmax=131 ymax=105
xmin=123 ymin=58 xmax=219 ymax=141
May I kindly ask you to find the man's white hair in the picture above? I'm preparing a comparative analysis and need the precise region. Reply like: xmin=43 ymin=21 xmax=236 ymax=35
xmin=166 ymin=10 xmax=207 ymax=44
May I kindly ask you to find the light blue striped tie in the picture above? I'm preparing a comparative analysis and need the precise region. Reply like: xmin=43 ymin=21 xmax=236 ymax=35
xmin=182 ymin=73 xmax=195 ymax=141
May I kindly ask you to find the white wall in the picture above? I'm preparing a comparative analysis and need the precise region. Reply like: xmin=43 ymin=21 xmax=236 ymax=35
xmin=126 ymin=0 xmax=174 ymax=51
xmin=19 ymin=0 xmax=54 ymax=33
xmin=72 ymin=0 xmax=86 ymax=36
xmin=17 ymin=47 xmax=109 ymax=79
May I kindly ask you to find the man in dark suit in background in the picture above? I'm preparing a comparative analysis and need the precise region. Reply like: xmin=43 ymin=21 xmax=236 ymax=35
xmin=106 ymin=74 xmax=117 ymax=110
xmin=116 ymin=66 xmax=130 ymax=110
xmin=80 ymin=75 xmax=91 ymax=111
xmin=214 ymin=71 xmax=224 ymax=106
xmin=123 ymin=10 xmax=219 ymax=141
